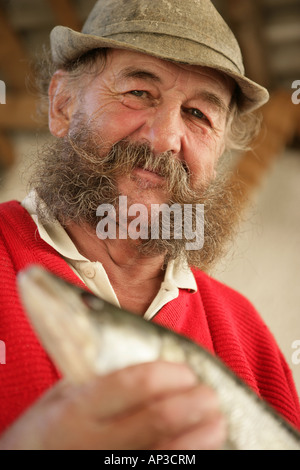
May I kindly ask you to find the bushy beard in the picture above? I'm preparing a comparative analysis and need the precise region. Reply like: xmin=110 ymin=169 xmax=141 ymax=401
xmin=30 ymin=123 xmax=242 ymax=272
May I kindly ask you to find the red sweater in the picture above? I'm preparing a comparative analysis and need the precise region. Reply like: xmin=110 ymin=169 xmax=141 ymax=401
xmin=0 ymin=200 xmax=299 ymax=433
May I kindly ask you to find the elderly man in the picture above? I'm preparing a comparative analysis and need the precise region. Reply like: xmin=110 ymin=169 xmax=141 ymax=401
xmin=0 ymin=0 xmax=299 ymax=450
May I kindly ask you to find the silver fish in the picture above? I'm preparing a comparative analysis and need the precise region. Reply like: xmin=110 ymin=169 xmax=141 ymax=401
xmin=17 ymin=265 xmax=300 ymax=450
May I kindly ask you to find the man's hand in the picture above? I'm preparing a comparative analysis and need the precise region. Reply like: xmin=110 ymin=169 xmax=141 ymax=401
xmin=0 ymin=362 xmax=226 ymax=450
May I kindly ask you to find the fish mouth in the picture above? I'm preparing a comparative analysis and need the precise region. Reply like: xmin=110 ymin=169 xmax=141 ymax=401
xmin=17 ymin=265 xmax=162 ymax=380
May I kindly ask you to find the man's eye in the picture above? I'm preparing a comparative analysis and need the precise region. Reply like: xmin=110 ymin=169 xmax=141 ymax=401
xmin=185 ymin=108 xmax=211 ymax=126
xmin=129 ymin=90 xmax=146 ymax=97
xmin=189 ymin=108 xmax=206 ymax=120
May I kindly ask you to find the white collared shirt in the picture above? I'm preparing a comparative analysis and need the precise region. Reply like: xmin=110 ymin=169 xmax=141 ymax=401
xmin=22 ymin=191 xmax=197 ymax=320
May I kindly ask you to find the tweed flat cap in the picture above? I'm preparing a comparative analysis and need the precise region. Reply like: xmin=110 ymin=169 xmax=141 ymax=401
xmin=50 ymin=0 xmax=269 ymax=113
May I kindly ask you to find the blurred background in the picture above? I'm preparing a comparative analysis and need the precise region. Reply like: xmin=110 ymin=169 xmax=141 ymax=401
xmin=0 ymin=0 xmax=299 ymax=395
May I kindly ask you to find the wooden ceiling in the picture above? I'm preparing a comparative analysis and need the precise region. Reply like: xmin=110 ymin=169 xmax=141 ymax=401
xmin=0 ymin=0 xmax=95 ymax=168
xmin=214 ymin=0 xmax=300 ymax=90
xmin=0 ymin=0 xmax=299 ymax=177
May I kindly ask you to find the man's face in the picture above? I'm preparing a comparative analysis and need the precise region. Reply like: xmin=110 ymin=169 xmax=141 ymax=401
xmin=60 ymin=49 xmax=233 ymax=208
xmin=35 ymin=49 xmax=239 ymax=269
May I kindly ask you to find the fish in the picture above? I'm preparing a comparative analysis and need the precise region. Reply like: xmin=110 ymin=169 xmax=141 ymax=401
xmin=17 ymin=265 xmax=300 ymax=450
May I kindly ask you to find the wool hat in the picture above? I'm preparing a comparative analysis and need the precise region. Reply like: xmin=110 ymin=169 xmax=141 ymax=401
xmin=50 ymin=0 xmax=269 ymax=113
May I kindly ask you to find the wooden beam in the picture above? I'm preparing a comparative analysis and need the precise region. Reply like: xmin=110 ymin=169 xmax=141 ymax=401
xmin=0 ymin=7 xmax=32 ymax=91
xmin=0 ymin=132 xmax=15 ymax=168
xmin=47 ymin=0 xmax=82 ymax=31
xmin=224 ymin=0 xmax=271 ymax=88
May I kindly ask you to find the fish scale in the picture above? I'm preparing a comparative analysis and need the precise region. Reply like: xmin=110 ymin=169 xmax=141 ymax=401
xmin=17 ymin=266 xmax=300 ymax=450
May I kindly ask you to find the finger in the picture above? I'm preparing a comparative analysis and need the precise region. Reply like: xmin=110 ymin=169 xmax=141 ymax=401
xmin=98 ymin=383 xmax=223 ymax=450
xmin=153 ymin=412 xmax=227 ymax=450
xmin=77 ymin=361 xmax=198 ymax=418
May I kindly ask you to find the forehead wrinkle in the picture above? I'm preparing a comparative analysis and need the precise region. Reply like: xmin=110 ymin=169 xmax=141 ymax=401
xmin=117 ymin=66 xmax=162 ymax=84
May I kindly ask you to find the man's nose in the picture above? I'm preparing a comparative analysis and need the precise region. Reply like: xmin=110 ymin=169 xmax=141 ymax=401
xmin=136 ymin=106 xmax=184 ymax=156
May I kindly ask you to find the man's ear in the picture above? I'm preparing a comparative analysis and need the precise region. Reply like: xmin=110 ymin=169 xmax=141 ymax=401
xmin=48 ymin=70 xmax=76 ymax=137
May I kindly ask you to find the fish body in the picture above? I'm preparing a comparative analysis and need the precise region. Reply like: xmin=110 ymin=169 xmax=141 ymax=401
xmin=17 ymin=266 xmax=300 ymax=450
